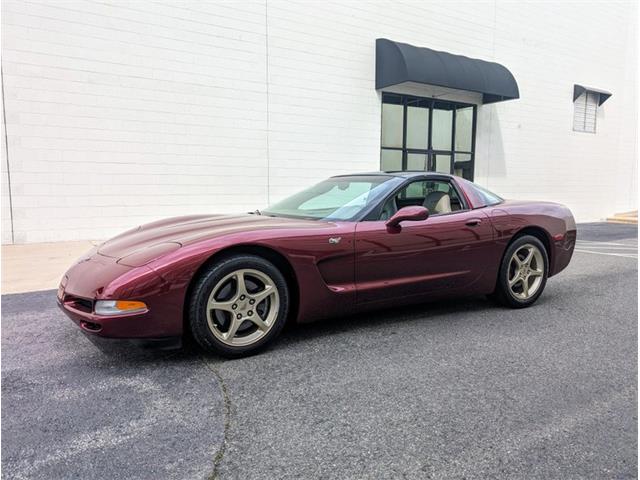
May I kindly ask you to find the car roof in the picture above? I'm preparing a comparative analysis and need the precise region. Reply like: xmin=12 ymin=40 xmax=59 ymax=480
xmin=331 ymin=171 xmax=456 ymax=179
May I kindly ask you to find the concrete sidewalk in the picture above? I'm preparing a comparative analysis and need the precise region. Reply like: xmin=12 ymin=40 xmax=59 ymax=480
xmin=1 ymin=241 xmax=100 ymax=294
xmin=607 ymin=210 xmax=638 ymax=225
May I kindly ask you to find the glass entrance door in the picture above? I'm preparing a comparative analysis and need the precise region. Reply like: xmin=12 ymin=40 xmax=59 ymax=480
xmin=380 ymin=93 xmax=476 ymax=180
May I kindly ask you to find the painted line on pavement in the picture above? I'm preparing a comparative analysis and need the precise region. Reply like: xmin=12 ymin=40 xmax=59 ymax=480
xmin=574 ymin=244 xmax=637 ymax=251
xmin=574 ymin=249 xmax=637 ymax=259
xmin=576 ymin=240 xmax=637 ymax=247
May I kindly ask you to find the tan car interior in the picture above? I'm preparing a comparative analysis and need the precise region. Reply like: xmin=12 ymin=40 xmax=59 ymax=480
xmin=379 ymin=180 xmax=460 ymax=220
xmin=422 ymin=191 xmax=452 ymax=214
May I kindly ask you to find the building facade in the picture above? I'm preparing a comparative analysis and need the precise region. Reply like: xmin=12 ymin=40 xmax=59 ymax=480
xmin=1 ymin=0 xmax=637 ymax=244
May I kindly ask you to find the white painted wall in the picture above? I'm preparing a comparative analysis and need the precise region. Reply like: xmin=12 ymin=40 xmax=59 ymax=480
xmin=1 ymin=0 xmax=637 ymax=243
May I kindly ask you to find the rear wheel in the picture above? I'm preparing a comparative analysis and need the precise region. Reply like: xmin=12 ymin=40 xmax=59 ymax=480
xmin=188 ymin=255 xmax=289 ymax=357
xmin=492 ymin=235 xmax=548 ymax=308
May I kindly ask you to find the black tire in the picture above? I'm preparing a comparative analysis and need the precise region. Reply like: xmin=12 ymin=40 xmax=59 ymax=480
xmin=491 ymin=234 xmax=549 ymax=308
xmin=188 ymin=254 xmax=290 ymax=358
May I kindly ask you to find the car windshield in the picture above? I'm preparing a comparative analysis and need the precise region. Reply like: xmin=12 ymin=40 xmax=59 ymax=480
xmin=262 ymin=175 xmax=403 ymax=221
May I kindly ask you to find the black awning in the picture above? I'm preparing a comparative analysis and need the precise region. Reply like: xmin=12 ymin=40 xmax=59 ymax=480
xmin=375 ymin=38 xmax=519 ymax=104
xmin=573 ymin=84 xmax=612 ymax=105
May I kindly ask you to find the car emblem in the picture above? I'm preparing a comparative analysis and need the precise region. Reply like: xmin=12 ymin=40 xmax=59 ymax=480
xmin=328 ymin=237 xmax=342 ymax=245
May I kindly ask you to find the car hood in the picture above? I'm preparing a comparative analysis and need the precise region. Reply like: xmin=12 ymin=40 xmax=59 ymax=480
xmin=98 ymin=214 xmax=332 ymax=266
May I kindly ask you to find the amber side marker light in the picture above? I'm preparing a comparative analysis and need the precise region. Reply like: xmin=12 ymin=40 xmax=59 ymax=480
xmin=95 ymin=300 xmax=148 ymax=316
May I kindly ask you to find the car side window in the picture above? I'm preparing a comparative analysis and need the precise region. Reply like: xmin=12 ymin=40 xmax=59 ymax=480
xmin=378 ymin=179 xmax=465 ymax=220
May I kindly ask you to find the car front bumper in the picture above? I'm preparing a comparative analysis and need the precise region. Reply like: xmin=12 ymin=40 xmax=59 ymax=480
xmin=57 ymin=252 xmax=184 ymax=340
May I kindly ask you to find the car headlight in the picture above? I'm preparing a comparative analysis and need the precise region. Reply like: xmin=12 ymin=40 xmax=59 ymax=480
xmin=94 ymin=300 xmax=148 ymax=316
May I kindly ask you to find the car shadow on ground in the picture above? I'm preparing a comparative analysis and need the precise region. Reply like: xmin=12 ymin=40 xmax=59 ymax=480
xmin=87 ymin=292 xmax=559 ymax=364
xmin=277 ymin=296 xmax=494 ymax=344
xmin=88 ymin=296 xmax=497 ymax=362
xmin=2 ymin=288 xmax=552 ymax=365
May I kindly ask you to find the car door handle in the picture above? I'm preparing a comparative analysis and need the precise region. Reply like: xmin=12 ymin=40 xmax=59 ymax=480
xmin=465 ymin=218 xmax=482 ymax=226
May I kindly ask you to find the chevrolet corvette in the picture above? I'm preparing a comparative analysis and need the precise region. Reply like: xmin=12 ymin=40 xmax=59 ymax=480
xmin=58 ymin=172 xmax=576 ymax=357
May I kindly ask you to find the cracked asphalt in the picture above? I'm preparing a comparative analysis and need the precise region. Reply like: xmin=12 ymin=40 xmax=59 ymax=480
xmin=2 ymin=223 xmax=637 ymax=479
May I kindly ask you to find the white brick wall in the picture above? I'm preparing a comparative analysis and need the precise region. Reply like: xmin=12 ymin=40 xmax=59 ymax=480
xmin=477 ymin=0 xmax=639 ymax=222
xmin=0 ymin=0 xmax=637 ymax=243
xmin=1 ymin=0 xmax=269 ymax=243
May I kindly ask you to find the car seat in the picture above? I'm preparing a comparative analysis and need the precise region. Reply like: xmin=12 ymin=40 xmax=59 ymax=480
xmin=423 ymin=191 xmax=452 ymax=214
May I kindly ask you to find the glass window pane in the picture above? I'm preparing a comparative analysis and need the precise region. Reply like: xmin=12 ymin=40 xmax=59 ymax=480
xmin=382 ymin=92 xmax=403 ymax=105
xmin=404 ymin=180 xmax=427 ymax=199
xmin=381 ymin=149 xmax=402 ymax=171
xmin=453 ymin=154 xmax=472 ymax=179
xmin=421 ymin=180 xmax=462 ymax=213
xmin=381 ymin=103 xmax=403 ymax=148
xmin=469 ymin=183 xmax=503 ymax=205
xmin=407 ymin=153 xmax=427 ymax=171
xmin=299 ymin=183 xmax=372 ymax=210
xmin=264 ymin=175 xmax=403 ymax=221
xmin=455 ymin=107 xmax=473 ymax=151
xmin=434 ymin=154 xmax=451 ymax=174
xmin=432 ymin=109 xmax=453 ymax=150
xmin=455 ymin=167 xmax=472 ymax=180
xmin=406 ymin=106 xmax=428 ymax=149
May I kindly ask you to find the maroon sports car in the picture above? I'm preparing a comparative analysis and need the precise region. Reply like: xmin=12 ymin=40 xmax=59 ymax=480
xmin=58 ymin=172 xmax=576 ymax=357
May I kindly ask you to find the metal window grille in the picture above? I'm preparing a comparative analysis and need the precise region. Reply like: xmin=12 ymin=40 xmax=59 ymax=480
xmin=573 ymin=91 xmax=599 ymax=133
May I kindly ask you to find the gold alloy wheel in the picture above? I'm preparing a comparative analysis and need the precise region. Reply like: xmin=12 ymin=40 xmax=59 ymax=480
xmin=206 ymin=268 xmax=280 ymax=347
xmin=507 ymin=243 xmax=545 ymax=300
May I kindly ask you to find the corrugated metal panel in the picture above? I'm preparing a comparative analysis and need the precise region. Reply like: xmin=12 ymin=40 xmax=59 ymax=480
xmin=573 ymin=91 xmax=599 ymax=133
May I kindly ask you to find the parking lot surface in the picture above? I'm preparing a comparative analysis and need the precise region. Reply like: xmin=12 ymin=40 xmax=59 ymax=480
xmin=2 ymin=223 xmax=637 ymax=479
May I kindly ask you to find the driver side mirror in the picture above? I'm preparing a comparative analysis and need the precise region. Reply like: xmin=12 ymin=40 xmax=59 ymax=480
xmin=385 ymin=206 xmax=429 ymax=231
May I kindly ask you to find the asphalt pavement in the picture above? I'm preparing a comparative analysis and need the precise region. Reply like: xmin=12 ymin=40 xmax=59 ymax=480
xmin=2 ymin=223 xmax=637 ymax=479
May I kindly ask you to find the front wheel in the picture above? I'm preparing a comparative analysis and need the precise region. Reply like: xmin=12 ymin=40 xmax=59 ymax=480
xmin=492 ymin=235 xmax=548 ymax=308
xmin=188 ymin=255 xmax=289 ymax=357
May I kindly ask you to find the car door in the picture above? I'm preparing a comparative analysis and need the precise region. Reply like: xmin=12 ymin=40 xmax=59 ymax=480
xmin=354 ymin=178 xmax=496 ymax=304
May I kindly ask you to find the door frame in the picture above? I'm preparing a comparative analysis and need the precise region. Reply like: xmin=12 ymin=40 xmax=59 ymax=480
xmin=361 ymin=174 xmax=471 ymax=221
